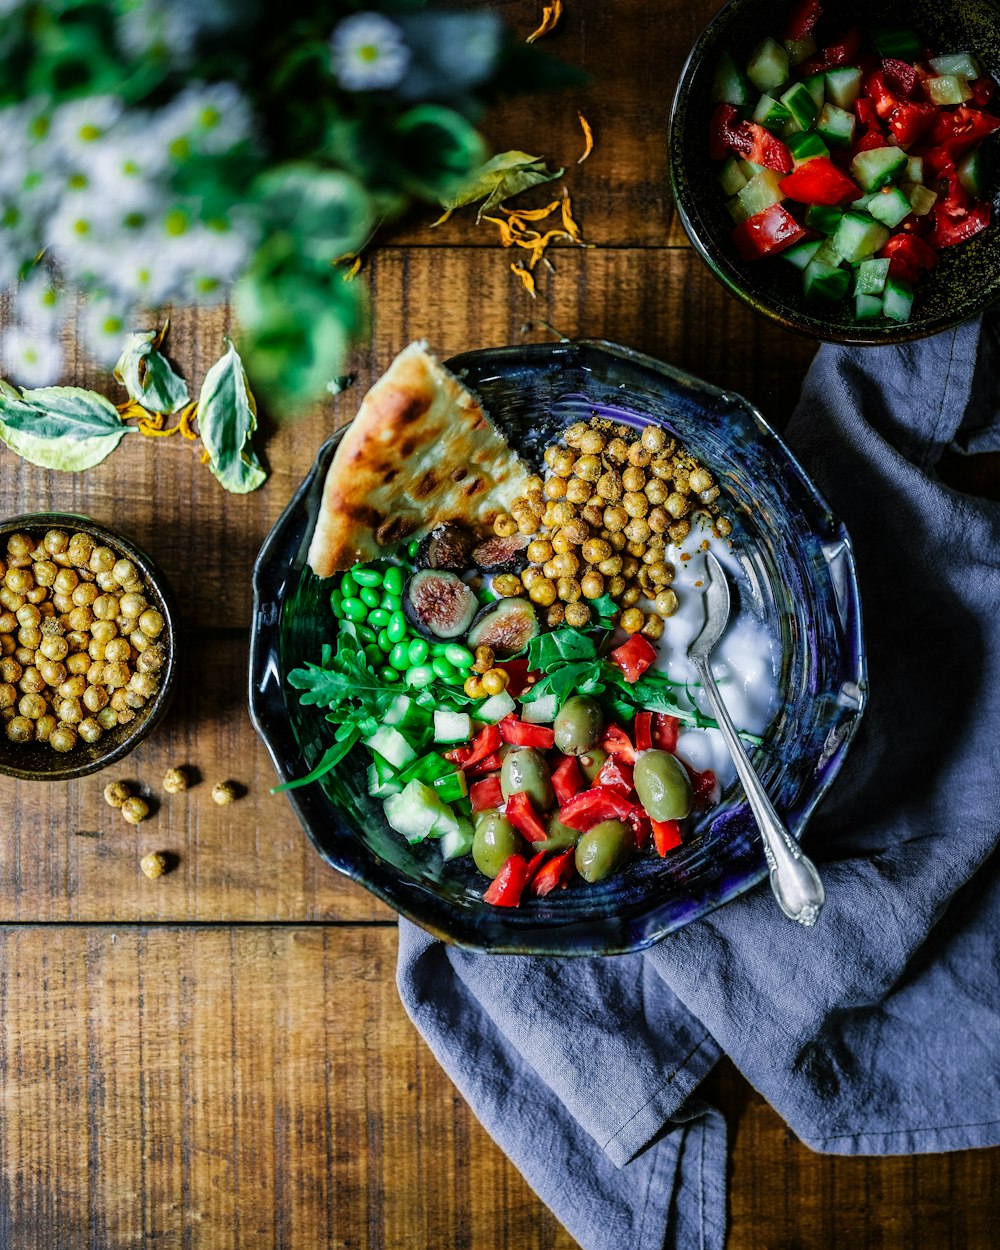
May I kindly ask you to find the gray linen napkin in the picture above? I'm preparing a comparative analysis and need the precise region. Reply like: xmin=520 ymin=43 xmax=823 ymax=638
xmin=397 ymin=311 xmax=1000 ymax=1250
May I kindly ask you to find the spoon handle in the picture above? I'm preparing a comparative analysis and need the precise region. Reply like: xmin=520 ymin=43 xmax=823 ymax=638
xmin=692 ymin=656 xmax=825 ymax=927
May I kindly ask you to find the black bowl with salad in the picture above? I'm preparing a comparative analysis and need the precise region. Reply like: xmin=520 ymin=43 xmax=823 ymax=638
xmin=250 ymin=340 xmax=867 ymax=955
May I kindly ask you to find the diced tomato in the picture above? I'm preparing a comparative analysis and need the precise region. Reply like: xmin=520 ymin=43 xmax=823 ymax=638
xmin=652 ymin=713 xmax=680 ymax=753
xmin=928 ymin=105 xmax=1000 ymax=156
xmin=444 ymin=744 xmax=473 ymax=765
xmin=596 ymin=756 xmax=634 ymax=796
xmin=483 ymin=854 xmax=533 ymax=907
xmin=633 ymin=711 xmax=653 ymax=752
xmin=458 ymin=723 xmax=502 ymax=770
xmin=742 ymin=122 xmax=793 ymax=172
xmin=505 ymin=790 xmax=550 ymax=844
xmin=864 ymin=70 xmax=899 ymax=120
xmin=551 ymin=755 xmax=583 ymax=805
xmin=498 ymin=715 xmax=555 ymax=749
xmin=881 ymin=57 xmax=919 ymax=99
xmin=652 ymin=819 xmax=683 ymax=856
xmin=854 ymin=126 xmax=887 ymax=153
xmin=530 ymin=848 xmax=576 ymax=897
xmin=469 ymin=775 xmax=503 ymax=811
xmin=731 ymin=204 xmax=807 ymax=260
xmin=609 ymin=633 xmax=658 ymax=682
xmin=600 ymin=724 xmax=636 ymax=765
xmin=929 ymin=199 xmax=991 ymax=248
xmin=800 ymin=25 xmax=861 ymax=73
xmin=970 ymin=77 xmax=995 ymax=108
xmin=467 ymin=751 xmax=505 ymax=778
xmin=779 ymin=157 xmax=860 ymax=205
xmin=854 ymin=97 xmax=878 ymax=127
xmin=709 ymin=103 xmax=743 ymax=161
xmin=887 ymin=101 xmax=937 ymax=147
xmin=558 ymin=787 xmax=637 ymax=832
xmin=500 ymin=658 xmax=535 ymax=698
xmin=879 ymin=233 xmax=939 ymax=284
xmin=682 ymin=764 xmax=718 ymax=810
xmin=783 ymin=0 xmax=822 ymax=43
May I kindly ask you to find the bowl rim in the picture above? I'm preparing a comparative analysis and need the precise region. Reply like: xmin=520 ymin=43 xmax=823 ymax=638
xmin=249 ymin=338 xmax=869 ymax=954
xmin=0 ymin=511 xmax=178 ymax=782
xmin=667 ymin=0 xmax=1000 ymax=344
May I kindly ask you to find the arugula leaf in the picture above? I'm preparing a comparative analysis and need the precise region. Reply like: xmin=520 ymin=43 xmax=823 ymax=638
xmin=0 ymin=382 xmax=132 ymax=471
xmin=271 ymin=728 xmax=360 ymax=793
xmin=438 ymin=150 xmax=563 ymax=222
xmin=197 ymin=338 xmax=267 ymax=494
xmin=589 ymin=594 xmax=620 ymax=629
xmin=114 ymin=325 xmax=190 ymax=415
xmin=526 ymin=627 xmax=597 ymax=671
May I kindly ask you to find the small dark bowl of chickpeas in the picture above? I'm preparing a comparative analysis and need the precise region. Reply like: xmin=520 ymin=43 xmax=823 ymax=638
xmin=0 ymin=513 xmax=177 ymax=781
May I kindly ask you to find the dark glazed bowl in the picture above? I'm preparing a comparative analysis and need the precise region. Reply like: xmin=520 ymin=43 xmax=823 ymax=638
xmin=0 ymin=513 xmax=177 ymax=782
xmin=669 ymin=0 xmax=1000 ymax=343
xmin=249 ymin=340 xmax=867 ymax=955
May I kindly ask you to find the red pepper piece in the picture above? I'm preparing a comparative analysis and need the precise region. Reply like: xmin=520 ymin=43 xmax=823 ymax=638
xmin=558 ymin=786 xmax=637 ymax=832
xmin=633 ymin=711 xmax=653 ymax=752
xmin=469 ymin=775 xmax=503 ymax=811
xmin=444 ymin=744 xmax=473 ymax=765
xmin=709 ymin=103 xmax=742 ymax=161
xmin=530 ymin=848 xmax=576 ymax=897
xmin=468 ymin=750 xmax=506 ymax=777
xmin=970 ymin=77 xmax=995 ymax=107
xmin=483 ymin=854 xmax=532 ymax=907
xmin=652 ymin=713 xmax=680 ymax=753
xmin=783 ymin=0 xmax=822 ymax=42
xmin=929 ymin=199 xmax=991 ymax=248
xmin=681 ymin=764 xmax=718 ymax=810
xmin=821 ymin=26 xmax=861 ymax=68
xmin=779 ymin=157 xmax=860 ymax=205
xmin=881 ymin=57 xmax=919 ymax=99
xmin=609 ymin=633 xmax=658 ymax=682
xmin=600 ymin=723 xmax=636 ymax=765
xmin=652 ymin=819 xmax=683 ymax=856
xmin=596 ymin=756 xmax=634 ymax=796
xmin=731 ymin=204 xmax=806 ymax=261
xmin=500 ymin=658 xmax=535 ymax=698
xmin=551 ymin=755 xmax=584 ymax=805
xmin=629 ymin=811 xmax=651 ymax=850
xmin=854 ymin=97 xmax=878 ymax=127
xmin=459 ymin=722 xmax=502 ymax=770
xmin=497 ymin=714 xmax=555 ymax=749
xmin=879 ymin=233 xmax=939 ymax=284
xmin=505 ymin=790 xmax=550 ymax=843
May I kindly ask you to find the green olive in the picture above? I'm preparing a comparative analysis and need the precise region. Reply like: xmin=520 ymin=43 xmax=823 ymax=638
xmin=536 ymin=813 xmax=581 ymax=852
xmin=577 ymin=747 xmax=608 ymax=783
xmin=472 ymin=814 xmax=525 ymax=879
xmin=500 ymin=747 xmax=554 ymax=810
xmin=554 ymin=696 xmax=605 ymax=756
xmin=575 ymin=819 xmax=633 ymax=883
xmin=633 ymin=750 xmax=692 ymax=822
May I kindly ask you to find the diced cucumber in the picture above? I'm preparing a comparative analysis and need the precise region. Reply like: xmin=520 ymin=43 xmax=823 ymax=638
xmin=368 ymin=759 xmax=402 ymax=799
xmin=854 ymin=293 xmax=884 ymax=322
xmin=725 ymin=194 xmax=751 ymax=223
xmin=905 ymin=156 xmax=924 ymax=185
xmin=439 ymin=818 xmax=474 ymax=861
xmin=903 ymin=183 xmax=938 ymax=216
xmin=833 ymin=211 xmax=890 ymax=263
xmin=521 ymin=692 xmax=560 ymax=724
xmin=432 ymin=768 xmax=468 ymax=805
xmin=475 ymin=690 xmax=517 ymax=724
xmin=737 ymin=168 xmax=786 ymax=217
xmin=783 ymin=238 xmax=823 ymax=270
xmin=850 ymin=146 xmax=907 ymax=192
xmin=825 ymin=66 xmax=862 ymax=110
xmin=816 ymin=102 xmax=856 ymax=148
xmin=929 ymin=52 xmax=982 ymax=81
xmin=718 ymin=156 xmax=749 ymax=196
xmin=383 ymin=779 xmax=458 ymax=844
xmin=711 ymin=50 xmax=752 ymax=106
xmin=871 ymin=28 xmax=922 ymax=60
xmin=364 ymin=725 xmax=417 ymax=770
xmin=813 ymin=236 xmax=843 ymax=266
xmin=853 ymin=257 xmax=891 ymax=296
xmin=747 ymin=36 xmax=789 ymax=93
xmin=784 ymin=32 xmax=817 ymax=66
xmin=788 ymin=130 xmax=829 ymax=165
xmin=867 ymin=186 xmax=912 ymax=228
xmin=803 ymin=259 xmax=850 ymax=301
xmin=883 ymin=278 xmax=915 ymax=324
xmin=804 ymin=204 xmax=844 ymax=235
xmin=958 ymin=150 xmax=983 ymax=197
xmin=739 ymin=159 xmax=768 ymax=178
xmin=399 ymin=750 xmax=454 ymax=786
xmin=433 ymin=708 xmax=472 ymax=744
xmin=802 ymin=73 xmax=826 ymax=111
xmin=925 ymin=75 xmax=972 ymax=106
xmin=780 ymin=81 xmax=818 ymax=130
xmin=383 ymin=694 xmax=415 ymax=728
xmin=753 ymin=93 xmax=793 ymax=130
xmin=851 ymin=192 xmax=876 ymax=210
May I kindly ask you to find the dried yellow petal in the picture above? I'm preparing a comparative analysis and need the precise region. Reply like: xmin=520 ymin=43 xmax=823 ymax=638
xmin=560 ymin=188 xmax=583 ymax=243
xmin=577 ymin=112 xmax=594 ymax=163
xmin=501 ymin=200 xmax=561 ymax=222
xmin=510 ymin=263 xmax=537 ymax=298
xmin=527 ymin=0 xmax=563 ymax=43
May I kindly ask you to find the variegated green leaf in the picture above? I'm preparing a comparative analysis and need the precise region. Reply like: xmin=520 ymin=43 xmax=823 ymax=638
xmin=113 ymin=326 xmax=190 ymax=414
xmin=197 ymin=339 xmax=267 ymax=494
xmin=439 ymin=150 xmax=563 ymax=221
xmin=0 ymin=382 xmax=131 ymax=471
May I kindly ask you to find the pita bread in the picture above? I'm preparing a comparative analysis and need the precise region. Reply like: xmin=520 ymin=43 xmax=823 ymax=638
xmin=307 ymin=342 xmax=530 ymax=577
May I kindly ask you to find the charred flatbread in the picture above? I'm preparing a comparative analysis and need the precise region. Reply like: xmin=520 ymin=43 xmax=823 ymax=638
xmin=307 ymin=341 xmax=529 ymax=577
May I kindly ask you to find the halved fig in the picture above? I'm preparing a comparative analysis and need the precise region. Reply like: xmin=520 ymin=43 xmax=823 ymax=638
xmin=471 ymin=533 xmax=529 ymax=573
xmin=416 ymin=524 xmax=475 ymax=571
xmin=403 ymin=569 xmax=478 ymax=640
xmin=466 ymin=598 xmax=539 ymax=657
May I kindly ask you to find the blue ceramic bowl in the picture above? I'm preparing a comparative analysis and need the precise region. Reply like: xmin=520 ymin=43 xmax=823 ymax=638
xmin=669 ymin=0 xmax=1000 ymax=342
xmin=249 ymin=340 xmax=867 ymax=955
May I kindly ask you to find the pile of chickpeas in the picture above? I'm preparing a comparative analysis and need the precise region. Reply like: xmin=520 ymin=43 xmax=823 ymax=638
xmin=491 ymin=419 xmax=730 ymax=636
xmin=0 ymin=527 xmax=167 ymax=754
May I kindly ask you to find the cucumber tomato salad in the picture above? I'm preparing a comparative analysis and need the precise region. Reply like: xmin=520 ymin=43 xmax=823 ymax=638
xmin=710 ymin=2 xmax=999 ymax=324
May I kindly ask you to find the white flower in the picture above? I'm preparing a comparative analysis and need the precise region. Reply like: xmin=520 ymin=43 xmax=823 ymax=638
xmin=79 ymin=298 xmax=132 ymax=368
xmin=12 ymin=268 xmax=64 ymax=332
xmin=48 ymin=96 xmax=124 ymax=163
xmin=331 ymin=12 xmax=410 ymax=91
xmin=154 ymin=82 xmax=252 ymax=161
xmin=1 ymin=326 xmax=64 ymax=388
xmin=116 ymin=0 xmax=200 ymax=63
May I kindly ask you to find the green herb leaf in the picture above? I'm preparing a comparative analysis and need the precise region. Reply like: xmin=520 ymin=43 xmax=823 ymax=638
xmin=271 ymin=727 xmax=360 ymax=793
xmin=197 ymin=338 xmax=267 ymax=494
xmin=114 ymin=325 xmax=190 ymax=415
xmin=589 ymin=594 xmax=620 ymax=627
xmin=439 ymin=150 xmax=563 ymax=222
xmin=0 ymin=382 xmax=131 ymax=471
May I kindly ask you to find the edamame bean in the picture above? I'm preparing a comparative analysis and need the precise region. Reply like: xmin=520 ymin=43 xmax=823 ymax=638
xmin=407 ymin=638 xmax=429 ymax=666
xmin=431 ymin=643 xmax=451 ymax=657
xmin=444 ymin=643 xmax=475 ymax=668
xmin=368 ymin=608 xmax=390 ymax=628
xmin=340 ymin=572 xmax=357 ymax=599
xmin=359 ymin=586 xmax=380 ymax=608
xmin=383 ymin=594 xmax=402 ymax=613
xmin=342 ymin=597 xmax=366 ymax=623
xmin=380 ymin=666 xmax=401 ymax=683
xmin=407 ymin=539 xmax=421 ymax=559
xmin=405 ymin=664 xmax=435 ymax=688
xmin=389 ymin=642 xmax=410 ymax=672
xmin=330 ymin=594 xmax=344 ymax=618
xmin=357 ymin=625 xmax=377 ymax=646
xmin=387 ymin=612 xmax=407 ymax=643
xmin=432 ymin=657 xmax=457 ymax=681
xmin=377 ymin=629 xmax=393 ymax=652
xmin=353 ymin=568 xmax=382 ymax=588
xmin=383 ymin=567 xmax=404 ymax=596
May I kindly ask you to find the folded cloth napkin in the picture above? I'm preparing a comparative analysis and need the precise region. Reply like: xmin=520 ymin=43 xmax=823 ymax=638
xmin=397 ymin=311 xmax=1000 ymax=1250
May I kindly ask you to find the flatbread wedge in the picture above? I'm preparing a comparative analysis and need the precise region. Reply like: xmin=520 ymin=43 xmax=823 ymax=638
xmin=307 ymin=341 xmax=530 ymax=577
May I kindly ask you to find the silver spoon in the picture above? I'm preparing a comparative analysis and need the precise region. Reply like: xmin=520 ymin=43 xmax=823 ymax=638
xmin=687 ymin=551 xmax=825 ymax=927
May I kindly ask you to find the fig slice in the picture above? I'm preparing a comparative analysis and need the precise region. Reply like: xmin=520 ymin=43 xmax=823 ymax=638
xmin=403 ymin=569 xmax=478 ymax=640
xmin=471 ymin=533 xmax=529 ymax=573
xmin=466 ymin=598 xmax=539 ymax=657
xmin=416 ymin=524 xmax=476 ymax=571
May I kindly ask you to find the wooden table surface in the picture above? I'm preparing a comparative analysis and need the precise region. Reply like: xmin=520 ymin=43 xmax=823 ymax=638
xmin=1 ymin=2 xmax=998 ymax=1247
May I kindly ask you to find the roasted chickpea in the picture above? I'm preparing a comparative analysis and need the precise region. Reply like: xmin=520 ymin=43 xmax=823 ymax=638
xmin=541 ymin=560 xmax=559 ymax=581
xmin=463 ymin=675 xmax=485 ymax=698
xmin=580 ymin=570 xmax=604 ymax=599
xmin=668 ymin=520 xmax=692 ymax=544
xmin=526 ymin=488 xmax=546 ymax=514
xmin=0 ymin=657 xmax=24 ymax=685
xmin=564 ymin=477 xmax=591 ymax=505
xmin=564 ymin=601 xmax=592 ymax=628
xmin=137 ymin=645 xmax=165 ymax=673
xmin=472 ymin=645 xmax=495 ymax=674
xmin=699 ymin=486 xmax=721 ymax=504
xmin=645 ymin=478 xmax=668 ymax=507
xmin=105 ymin=661 xmax=131 ymax=690
xmin=42 ymin=530 xmax=69 ymax=556
xmin=621 ymin=465 xmax=645 ymax=494
xmin=39 ymin=634 xmax=69 ymax=662
xmin=481 ymin=667 xmax=510 ymax=696
xmin=549 ymin=501 xmax=578 ymax=529
xmin=163 ymin=768 xmax=188 ymax=794
xmin=67 ymin=532 xmax=95 ymax=567
xmin=71 ymin=582 xmax=99 ymax=608
xmin=96 ymin=706 xmax=118 ymax=731
xmin=5 ymin=567 xmax=32 ymax=595
xmin=492 ymin=573 xmax=522 ymax=598
xmin=579 ymin=504 xmax=602 ymax=529
xmin=672 ymin=469 xmax=692 ymax=496
xmin=118 ymin=592 xmax=146 ymax=619
xmin=641 ymin=425 xmax=667 ymax=454
xmin=594 ymin=471 xmax=620 ymax=502
xmin=597 ymin=555 xmax=623 ymax=577
xmin=607 ymin=573 xmax=627 ymax=598
xmin=608 ymin=530 xmax=627 ymax=552
xmin=624 ymin=518 xmax=651 ymax=545
xmin=578 ymin=429 xmax=605 ymax=456
xmin=655 ymin=589 xmax=679 ymax=617
xmin=560 ymin=520 xmax=590 ymax=546
xmin=621 ymin=582 xmax=641 ymax=608
xmin=37 ymin=658 xmax=66 ymax=687
xmin=35 ymin=714 xmax=56 ymax=741
xmin=550 ymin=448 xmax=576 ymax=477
xmin=715 ymin=516 xmax=733 ymax=538
xmin=520 ymin=567 xmax=542 ymax=591
xmin=49 ymin=723 xmax=78 ymax=752
xmin=6 ymin=715 xmax=34 ymax=743
xmin=527 ymin=539 xmax=553 ymax=564
xmin=0 ymin=683 xmax=15 ymax=709
xmin=528 ymin=578 xmax=557 ymax=608
xmin=17 ymin=626 xmax=41 ymax=650
xmin=623 ymin=491 xmax=649 ymax=519
xmin=664 ymin=492 xmax=690 ymax=520
xmin=573 ymin=454 xmax=601 ymax=483
xmin=52 ymin=568 xmax=79 ymax=596
xmin=95 ymin=570 xmax=118 ymax=592
xmin=6 ymin=533 xmax=33 ymax=559
xmin=626 ymin=540 xmax=646 ymax=560
xmin=112 ymin=558 xmax=137 ymax=586
xmin=18 ymin=692 xmax=47 ymax=719
xmin=620 ymin=607 xmax=644 ymax=634
xmin=581 ymin=537 xmax=611 ymax=565
xmin=551 ymin=551 xmax=580 ymax=578
xmin=0 ymin=611 xmax=15 ymax=635
xmin=66 ymin=652 xmax=90 ymax=675
xmin=121 ymin=796 xmax=150 ymax=824
xmin=688 ymin=467 xmax=714 ymax=494
xmin=128 ymin=671 xmax=158 ymax=700
xmin=626 ymin=442 xmax=650 ymax=468
xmin=649 ymin=457 xmax=673 ymax=481
xmin=543 ymin=445 xmax=559 ymax=468
xmin=603 ymin=505 xmax=628 ymax=533
xmin=493 ymin=513 xmax=517 ymax=538
xmin=647 ymin=506 xmax=669 ymax=534
xmin=546 ymin=602 xmax=566 ymax=628
xmin=141 ymin=851 xmax=169 ymax=879
xmin=557 ymin=576 xmax=582 ymax=603
xmin=516 ymin=512 xmax=540 ymax=537
xmin=641 ymin=613 xmax=665 ymax=641
xmin=543 ymin=475 xmax=567 ymax=501
xmin=563 ymin=422 xmax=589 ymax=448
xmin=83 ymin=684 xmax=109 ymax=713
xmin=78 ymin=717 xmax=102 ymax=745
